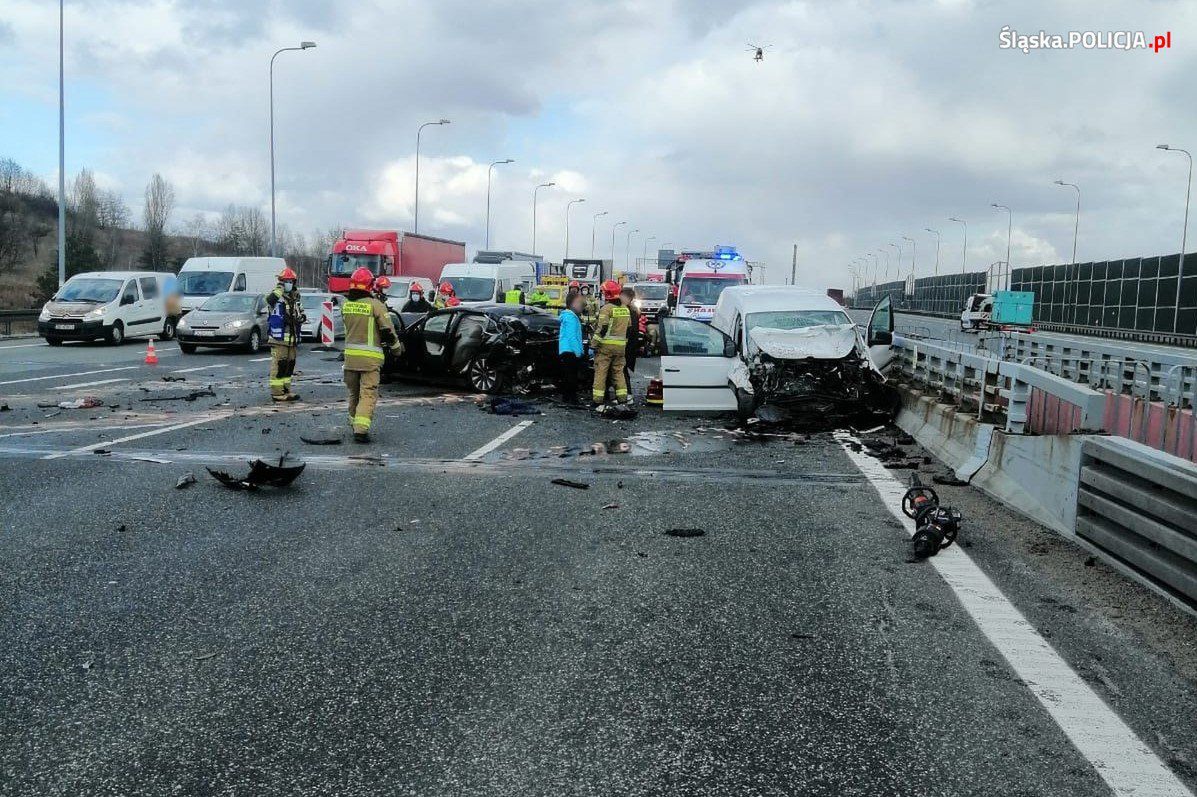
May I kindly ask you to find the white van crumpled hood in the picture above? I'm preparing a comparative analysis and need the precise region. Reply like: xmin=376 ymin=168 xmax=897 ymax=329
xmin=748 ymin=323 xmax=859 ymax=360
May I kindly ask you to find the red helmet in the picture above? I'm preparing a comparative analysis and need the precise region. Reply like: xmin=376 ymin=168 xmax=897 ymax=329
xmin=438 ymin=281 xmax=456 ymax=296
xmin=568 ymin=280 xmax=580 ymax=289
xmin=348 ymin=267 xmax=375 ymax=291
xmin=374 ymin=276 xmax=392 ymax=292
xmin=601 ymin=279 xmax=622 ymax=300
xmin=277 ymin=266 xmax=298 ymax=281
xmin=447 ymin=297 xmax=461 ymax=307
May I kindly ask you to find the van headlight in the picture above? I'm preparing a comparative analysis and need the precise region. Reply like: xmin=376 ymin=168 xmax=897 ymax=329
xmin=84 ymin=307 xmax=106 ymax=319
xmin=177 ymin=317 xmax=189 ymax=330
xmin=38 ymin=308 xmax=51 ymax=322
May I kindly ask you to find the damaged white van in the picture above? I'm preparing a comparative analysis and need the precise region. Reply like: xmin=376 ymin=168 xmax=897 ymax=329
xmin=656 ymin=286 xmax=898 ymax=422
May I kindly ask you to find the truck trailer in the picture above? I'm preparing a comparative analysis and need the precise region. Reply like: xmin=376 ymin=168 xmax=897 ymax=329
xmin=326 ymin=230 xmax=465 ymax=294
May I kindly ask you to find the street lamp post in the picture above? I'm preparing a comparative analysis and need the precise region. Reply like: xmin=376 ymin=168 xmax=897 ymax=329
xmin=269 ymin=40 xmax=316 ymax=257
xmin=564 ymin=198 xmax=586 ymax=260
xmin=1054 ymin=180 xmax=1081 ymax=323
xmin=888 ymin=244 xmax=901 ymax=280
xmin=625 ymin=228 xmax=639 ymax=272
xmin=878 ymin=249 xmax=890 ymax=281
xmin=642 ymin=236 xmax=657 ymax=265
xmin=868 ymin=253 xmax=879 ymax=286
xmin=924 ymin=228 xmax=941 ymax=276
xmin=591 ymin=211 xmax=608 ymax=257
xmin=949 ymin=217 xmax=968 ymax=275
xmin=1157 ymin=144 xmax=1193 ymax=333
xmin=413 ymin=118 xmax=450 ymax=233
xmin=531 ymin=182 xmax=555 ymax=254
xmin=992 ymin=203 xmax=1012 ymax=290
xmin=611 ymin=221 xmax=627 ymax=262
xmin=57 ymin=0 xmax=65 ymax=286
xmin=485 ymin=159 xmax=513 ymax=249
xmin=902 ymin=235 xmax=916 ymax=279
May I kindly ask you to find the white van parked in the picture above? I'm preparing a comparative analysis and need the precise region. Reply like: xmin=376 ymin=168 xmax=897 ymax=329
xmin=656 ymin=286 xmax=897 ymax=421
xmin=38 ymin=271 xmax=176 ymax=346
xmin=438 ymin=261 xmax=537 ymax=306
xmin=176 ymin=256 xmax=286 ymax=313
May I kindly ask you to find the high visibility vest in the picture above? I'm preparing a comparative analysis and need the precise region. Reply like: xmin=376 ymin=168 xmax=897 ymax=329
xmin=267 ymin=287 xmax=299 ymax=344
xmin=505 ymin=289 xmax=523 ymax=304
xmin=341 ymin=300 xmax=385 ymax=362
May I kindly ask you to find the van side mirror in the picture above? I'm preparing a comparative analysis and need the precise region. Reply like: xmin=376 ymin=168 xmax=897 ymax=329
xmin=869 ymin=330 xmax=893 ymax=346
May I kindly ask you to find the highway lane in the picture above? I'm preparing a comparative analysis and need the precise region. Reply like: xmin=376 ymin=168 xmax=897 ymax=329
xmin=1 ymin=340 xmax=1196 ymax=795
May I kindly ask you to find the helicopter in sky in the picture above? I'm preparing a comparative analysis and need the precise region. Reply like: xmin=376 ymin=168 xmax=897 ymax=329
xmin=747 ymin=43 xmax=773 ymax=62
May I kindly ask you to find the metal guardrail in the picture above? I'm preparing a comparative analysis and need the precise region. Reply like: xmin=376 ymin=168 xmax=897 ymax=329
xmin=0 ymin=309 xmax=39 ymax=336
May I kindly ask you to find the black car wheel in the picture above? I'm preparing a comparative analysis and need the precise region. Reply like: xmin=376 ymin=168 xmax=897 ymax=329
xmin=179 ymin=342 xmax=197 ymax=354
xmin=468 ymin=355 xmax=505 ymax=394
xmin=45 ymin=337 xmax=63 ymax=347
xmin=159 ymin=317 xmax=176 ymax=341
xmin=246 ymin=328 xmax=262 ymax=353
xmin=105 ymin=321 xmax=124 ymax=346
xmin=734 ymin=387 xmax=756 ymax=423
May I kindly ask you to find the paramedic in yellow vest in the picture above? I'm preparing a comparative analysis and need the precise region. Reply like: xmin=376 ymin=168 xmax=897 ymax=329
xmin=342 ymin=268 xmax=400 ymax=443
xmin=504 ymin=286 xmax=524 ymax=304
xmin=265 ymin=266 xmax=305 ymax=402
xmin=591 ymin=280 xmax=631 ymax=405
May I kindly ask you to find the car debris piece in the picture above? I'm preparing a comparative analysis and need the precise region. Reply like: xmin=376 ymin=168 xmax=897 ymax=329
xmin=40 ymin=396 xmax=104 ymax=410
xmin=175 ymin=472 xmax=197 ymax=489
xmin=161 ymin=375 xmax=186 ymax=382
xmin=932 ymin=473 xmax=969 ymax=487
xmin=665 ymin=528 xmax=706 ymax=538
xmin=207 ymin=453 xmax=306 ymax=491
xmin=126 ymin=455 xmax=171 ymax=464
xmin=550 ymin=478 xmax=589 ymax=490
xmin=485 ymin=396 xmax=540 ymax=416
xmin=0 ymin=403 xmax=10 ymax=411
xmin=901 ymin=474 xmax=939 ymax=521
xmin=911 ymin=506 xmax=962 ymax=559
xmin=594 ymin=403 xmax=638 ymax=420
xmin=601 ymin=503 xmax=620 ymax=510
xmin=299 ymin=432 xmax=343 ymax=445
xmin=139 ymin=387 xmax=217 ymax=403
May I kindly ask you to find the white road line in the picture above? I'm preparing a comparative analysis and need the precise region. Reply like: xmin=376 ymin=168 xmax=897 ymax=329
xmin=249 ymin=356 xmax=272 ymax=362
xmin=836 ymin=433 xmax=1194 ymax=797
xmin=55 ymin=378 xmax=129 ymax=390
xmin=0 ymin=341 xmax=48 ymax=350
xmin=0 ymin=366 xmax=139 ymax=386
xmin=0 ymin=422 xmax=168 ymax=440
xmin=462 ymin=420 xmax=534 ymax=461
xmin=42 ymin=415 xmax=223 ymax=460
xmin=172 ymin=364 xmax=231 ymax=374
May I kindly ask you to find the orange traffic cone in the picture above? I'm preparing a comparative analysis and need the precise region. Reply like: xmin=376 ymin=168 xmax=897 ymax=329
xmin=145 ymin=339 xmax=158 ymax=365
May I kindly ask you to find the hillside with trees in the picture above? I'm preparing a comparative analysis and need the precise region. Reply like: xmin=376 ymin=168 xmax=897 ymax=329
xmin=0 ymin=156 xmax=337 ymax=309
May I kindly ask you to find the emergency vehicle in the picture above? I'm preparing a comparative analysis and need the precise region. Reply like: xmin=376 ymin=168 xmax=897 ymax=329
xmin=666 ymin=245 xmax=750 ymax=323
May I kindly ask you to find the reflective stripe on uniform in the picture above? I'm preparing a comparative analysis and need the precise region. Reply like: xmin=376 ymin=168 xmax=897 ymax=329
xmin=344 ymin=347 xmax=384 ymax=360
xmin=352 ymin=415 xmax=372 ymax=429
xmin=269 ymin=377 xmax=288 ymax=387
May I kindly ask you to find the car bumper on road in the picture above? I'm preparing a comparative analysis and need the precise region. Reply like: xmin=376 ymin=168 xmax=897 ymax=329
xmin=38 ymin=319 xmax=105 ymax=340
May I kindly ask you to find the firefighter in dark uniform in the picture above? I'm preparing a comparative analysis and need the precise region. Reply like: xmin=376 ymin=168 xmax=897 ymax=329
xmin=265 ymin=266 xmax=304 ymax=401
xmin=342 ymin=268 xmax=399 ymax=443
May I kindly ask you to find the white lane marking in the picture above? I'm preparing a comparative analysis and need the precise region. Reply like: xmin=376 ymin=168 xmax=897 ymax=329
xmin=0 ymin=366 xmax=139 ymax=386
xmin=836 ymin=433 xmax=1194 ymax=797
xmin=249 ymin=356 xmax=271 ymax=362
xmin=0 ymin=341 xmax=48 ymax=350
xmin=42 ymin=416 xmax=223 ymax=460
xmin=54 ymin=378 xmax=129 ymax=390
xmin=0 ymin=422 xmax=168 ymax=440
xmin=462 ymin=420 xmax=534 ymax=461
xmin=172 ymin=364 xmax=231 ymax=374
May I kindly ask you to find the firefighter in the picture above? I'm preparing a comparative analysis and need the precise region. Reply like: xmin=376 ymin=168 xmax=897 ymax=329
xmin=435 ymin=281 xmax=456 ymax=309
xmin=591 ymin=279 xmax=631 ymax=405
xmin=342 ymin=267 xmax=399 ymax=443
xmin=401 ymin=284 xmax=433 ymax=313
xmin=566 ymin=280 xmax=581 ymax=307
xmin=373 ymin=275 xmax=393 ymax=305
xmin=265 ymin=266 xmax=305 ymax=402
xmin=579 ymin=283 xmax=599 ymax=328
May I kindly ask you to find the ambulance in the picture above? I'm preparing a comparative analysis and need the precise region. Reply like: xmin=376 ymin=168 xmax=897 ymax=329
xmin=667 ymin=246 xmax=750 ymax=323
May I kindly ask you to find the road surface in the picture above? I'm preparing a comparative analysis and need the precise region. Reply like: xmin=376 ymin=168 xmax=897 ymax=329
xmin=1 ymin=336 xmax=1195 ymax=795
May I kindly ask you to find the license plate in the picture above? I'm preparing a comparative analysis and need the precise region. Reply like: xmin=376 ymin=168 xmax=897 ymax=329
xmin=54 ymin=323 xmax=73 ymax=330
xmin=194 ymin=330 xmax=215 ymax=337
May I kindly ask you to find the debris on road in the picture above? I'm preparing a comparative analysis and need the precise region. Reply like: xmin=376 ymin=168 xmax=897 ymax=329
xmin=139 ymin=387 xmax=216 ymax=403
xmin=601 ymin=503 xmax=620 ymax=510
xmin=193 ymin=651 xmax=221 ymax=661
xmin=550 ymin=478 xmax=589 ymax=490
xmin=207 ymin=453 xmax=306 ymax=491
xmin=901 ymin=474 xmax=939 ymax=521
xmin=94 ymin=448 xmax=111 ymax=456
xmin=125 ymin=455 xmax=170 ymax=464
xmin=300 ymin=432 xmax=343 ymax=445
xmin=932 ymin=473 xmax=969 ymax=486
xmin=911 ymin=507 xmax=962 ymax=559
xmin=39 ymin=396 xmax=103 ymax=410
xmin=665 ymin=528 xmax=705 ymax=538
xmin=0 ymin=403 xmax=9 ymax=411
xmin=485 ymin=396 xmax=540 ymax=416
xmin=595 ymin=403 xmax=638 ymax=420
xmin=161 ymin=375 xmax=186 ymax=382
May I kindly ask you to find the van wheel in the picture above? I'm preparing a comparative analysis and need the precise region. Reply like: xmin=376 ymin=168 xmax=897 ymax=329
xmin=45 ymin=337 xmax=63 ymax=347
xmin=734 ymin=387 xmax=756 ymax=423
xmin=179 ymin=342 xmax=197 ymax=354
xmin=468 ymin=355 xmax=505 ymax=394
xmin=159 ymin=317 xmax=176 ymax=341
xmin=245 ymin=328 xmax=262 ymax=353
xmin=105 ymin=321 xmax=125 ymax=346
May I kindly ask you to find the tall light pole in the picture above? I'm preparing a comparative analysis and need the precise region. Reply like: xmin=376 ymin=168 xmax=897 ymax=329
xmin=1054 ymin=180 xmax=1081 ymax=323
xmin=564 ymin=198 xmax=585 ymax=260
xmin=878 ymin=249 xmax=890 ymax=281
xmin=270 ymin=41 xmax=318 ymax=256
xmin=992 ymin=203 xmax=1012 ymax=289
xmin=868 ymin=253 xmax=879 ymax=286
xmin=642 ymin=236 xmax=657 ymax=264
xmin=888 ymin=243 xmax=901 ymax=280
xmin=625 ymin=228 xmax=639 ymax=271
xmin=1157 ymin=144 xmax=1192 ymax=333
xmin=485 ymin=158 xmax=513 ymax=249
xmin=57 ymin=0 xmax=65 ymax=287
xmin=902 ymin=234 xmax=916 ymax=280
xmin=269 ymin=41 xmax=316 ymax=257
xmin=590 ymin=211 xmax=608 ymax=257
xmin=949 ymin=217 xmax=968 ymax=275
xmin=611 ymin=221 xmax=627 ymax=261
xmin=413 ymin=118 xmax=450 ymax=233
xmin=531 ymin=182 xmax=555 ymax=254
xmin=924 ymin=228 xmax=941 ymax=275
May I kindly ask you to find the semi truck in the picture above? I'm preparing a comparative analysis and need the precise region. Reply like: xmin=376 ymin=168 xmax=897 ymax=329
xmin=326 ymin=230 xmax=465 ymax=294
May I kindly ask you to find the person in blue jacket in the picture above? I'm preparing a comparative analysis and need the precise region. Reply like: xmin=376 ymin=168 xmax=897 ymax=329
xmin=557 ymin=292 xmax=585 ymax=404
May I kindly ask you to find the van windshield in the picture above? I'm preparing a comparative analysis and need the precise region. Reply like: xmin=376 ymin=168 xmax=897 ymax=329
xmin=55 ymin=278 xmax=122 ymax=304
xmin=745 ymin=310 xmax=852 ymax=335
xmin=178 ymin=271 xmax=234 ymax=296
xmin=678 ymin=276 xmax=746 ymax=305
xmin=635 ymin=284 xmax=669 ymax=301
xmin=443 ymin=277 xmax=496 ymax=302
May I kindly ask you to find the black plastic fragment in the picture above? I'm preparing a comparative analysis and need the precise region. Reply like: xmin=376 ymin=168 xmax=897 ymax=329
xmin=664 ymin=528 xmax=705 ymax=538
xmin=550 ymin=478 xmax=589 ymax=490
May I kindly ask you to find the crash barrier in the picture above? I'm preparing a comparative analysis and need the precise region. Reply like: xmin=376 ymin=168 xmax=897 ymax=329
xmin=0 ymin=308 xmax=39 ymax=336
xmin=1076 ymin=436 xmax=1197 ymax=608
xmin=320 ymin=301 xmax=334 ymax=346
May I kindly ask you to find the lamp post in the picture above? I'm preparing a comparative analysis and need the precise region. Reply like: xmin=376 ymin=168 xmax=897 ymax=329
xmin=1054 ymin=180 xmax=1081 ymax=323
xmin=991 ymin=203 xmax=1012 ymax=290
xmin=1157 ymin=144 xmax=1192 ymax=333
xmin=485 ymin=159 xmax=513 ymax=249
xmin=878 ymin=249 xmax=890 ymax=281
xmin=642 ymin=235 xmax=657 ymax=265
xmin=531 ymin=182 xmax=555 ymax=254
xmin=269 ymin=40 xmax=316 ymax=256
xmin=625 ymin=228 xmax=639 ymax=271
xmin=902 ymin=235 xmax=916 ymax=280
xmin=413 ymin=118 xmax=450 ymax=233
xmin=57 ymin=0 xmax=65 ymax=286
xmin=611 ymin=221 xmax=627 ymax=262
xmin=564 ymin=198 xmax=585 ymax=260
xmin=591 ymin=211 xmax=608 ymax=257
xmin=868 ymin=253 xmax=879 ymax=286
xmin=888 ymin=243 xmax=901 ymax=280
xmin=949 ymin=217 xmax=968 ymax=275
xmin=924 ymin=228 xmax=941 ymax=276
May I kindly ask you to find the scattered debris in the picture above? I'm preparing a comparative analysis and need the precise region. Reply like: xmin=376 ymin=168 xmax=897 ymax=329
xmin=911 ymin=507 xmax=962 ymax=559
xmin=261 ymin=428 xmax=271 ymax=435
xmin=790 ymin=632 xmax=816 ymax=640
xmin=601 ymin=503 xmax=620 ymax=510
xmin=550 ymin=478 xmax=589 ymax=490
xmin=161 ymin=375 xmax=187 ymax=382
xmin=595 ymin=403 xmax=638 ymax=420
xmin=94 ymin=448 xmax=111 ymax=456
xmin=207 ymin=453 xmax=306 ymax=491
xmin=637 ymin=551 xmax=648 ymax=557
xmin=300 ymin=432 xmax=343 ymax=445
xmin=81 ymin=661 xmax=92 ymax=671
xmin=139 ymin=387 xmax=216 ymax=403
xmin=116 ymin=524 xmax=127 ymax=532
xmin=486 ymin=396 xmax=540 ymax=416
xmin=901 ymin=474 xmax=939 ymax=521
xmin=193 ymin=651 xmax=221 ymax=661
xmin=0 ymin=403 xmax=9 ymax=411
xmin=895 ymin=434 xmax=916 ymax=446
xmin=42 ymin=410 xmax=61 ymax=418
xmin=39 ymin=396 xmax=103 ymax=410
xmin=125 ymin=455 xmax=170 ymax=464
xmin=175 ymin=472 xmax=197 ymax=489
xmin=665 ymin=528 xmax=705 ymax=538
xmin=1084 ymin=556 xmax=1097 ymax=568
xmin=932 ymin=474 xmax=969 ymax=487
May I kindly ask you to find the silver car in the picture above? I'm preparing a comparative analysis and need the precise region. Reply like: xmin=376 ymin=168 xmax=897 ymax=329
xmin=300 ymin=291 xmax=345 ymax=341
xmin=176 ymin=292 xmax=271 ymax=354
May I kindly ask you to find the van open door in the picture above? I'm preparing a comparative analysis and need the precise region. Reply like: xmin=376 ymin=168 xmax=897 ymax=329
xmin=866 ymin=295 xmax=896 ymax=371
xmin=657 ymin=317 xmax=738 ymax=411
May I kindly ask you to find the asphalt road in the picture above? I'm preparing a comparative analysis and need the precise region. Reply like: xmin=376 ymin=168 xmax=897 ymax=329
xmin=1 ymin=336 xmax=1196 ymax=796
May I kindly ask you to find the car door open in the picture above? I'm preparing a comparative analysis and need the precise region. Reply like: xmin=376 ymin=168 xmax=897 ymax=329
xmin=866 ymin=295 xmax=896 ymax=371
xmin=657 ymin=317 xmax=738 ymax=411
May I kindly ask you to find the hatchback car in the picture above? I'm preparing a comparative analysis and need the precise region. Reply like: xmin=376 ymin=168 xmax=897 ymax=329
xmin=176 ymin=292 xmax=270 ymax=354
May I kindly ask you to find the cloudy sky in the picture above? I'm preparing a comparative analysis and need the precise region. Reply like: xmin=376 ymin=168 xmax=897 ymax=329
xmin=2 ymin=0 xmax=1195 ymax=287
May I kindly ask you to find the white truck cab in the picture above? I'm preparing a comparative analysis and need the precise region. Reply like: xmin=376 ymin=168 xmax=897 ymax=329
xmin=960 ymin=293 xmax=993 ymax=332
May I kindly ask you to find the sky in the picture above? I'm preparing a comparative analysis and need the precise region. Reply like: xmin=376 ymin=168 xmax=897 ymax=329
xmin=1 ymin=0 xmax=1195 ymax=289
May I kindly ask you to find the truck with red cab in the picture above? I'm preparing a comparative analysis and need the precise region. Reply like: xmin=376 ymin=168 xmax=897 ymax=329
xmin=326 ymin=230 xmax=465 ymax=295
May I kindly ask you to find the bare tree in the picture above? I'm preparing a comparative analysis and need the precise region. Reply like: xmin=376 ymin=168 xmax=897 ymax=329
xmin=239 ymin=206 xmax=268 ymax=255
xmin=69 ymin=168 xmax=100 ymax=241
xmin=181 ymin=213 xmax=211 ymax=257
xmin=141 ymin=173 xmax=175 ymax=270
